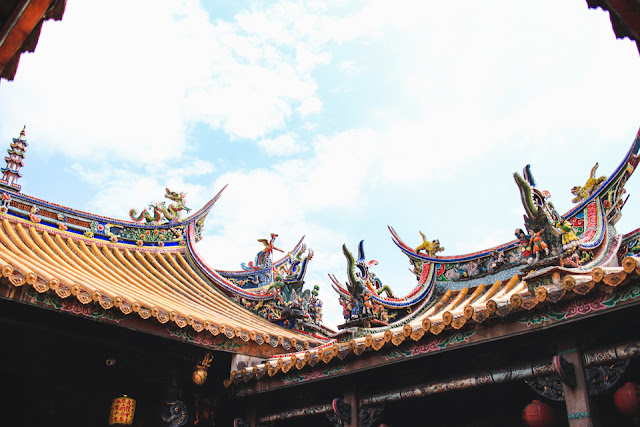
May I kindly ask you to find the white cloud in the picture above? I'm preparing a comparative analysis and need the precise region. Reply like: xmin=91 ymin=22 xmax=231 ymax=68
xmin=257 ymin=133 xmax=306 ymax=156
xmin=338 ymin=60 xmax=360 ymax=76
xmin=0 ymin=0 xmax=341 ymax=162
xmin=297 ymin=97 xmax=323 ymax=115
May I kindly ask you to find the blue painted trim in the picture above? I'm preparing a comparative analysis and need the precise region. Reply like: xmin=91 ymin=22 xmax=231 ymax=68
xmin=567 ymin=412 xmax=591 ymax=420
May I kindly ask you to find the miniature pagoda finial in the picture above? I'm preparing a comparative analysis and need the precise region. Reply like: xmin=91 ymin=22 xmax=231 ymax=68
xmin=0 ymin=126 xmax=29 ymax=192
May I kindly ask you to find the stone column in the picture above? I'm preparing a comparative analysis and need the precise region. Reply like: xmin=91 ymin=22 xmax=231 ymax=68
xmin=343 ymin=392 xmax=358 ymax=427
xmin=246 ymin=409 xmax=256 ymax=427
xmin=561 ymin=348 xmax=595 ymax=427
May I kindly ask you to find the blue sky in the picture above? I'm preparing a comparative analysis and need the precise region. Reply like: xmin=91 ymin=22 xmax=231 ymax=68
xmin=1 ymin=0 xmax=639 ymax=328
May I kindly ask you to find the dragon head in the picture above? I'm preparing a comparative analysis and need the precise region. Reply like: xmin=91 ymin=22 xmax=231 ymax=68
xmin=342 ymin=241 xmax=384 ymax=297
xmin=164 ymin=188 xmax=190 ymax=212
xmin=165 ymin=188 xmax=186 ymax=202
xmin=514 ymin=165 xmax=559 ymax=233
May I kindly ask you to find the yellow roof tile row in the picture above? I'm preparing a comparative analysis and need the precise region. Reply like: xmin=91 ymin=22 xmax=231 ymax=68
xmin=0 ymin=216 xmax=324 ymax=351
xmin=226 ymin=257 xmax=640 ymax=386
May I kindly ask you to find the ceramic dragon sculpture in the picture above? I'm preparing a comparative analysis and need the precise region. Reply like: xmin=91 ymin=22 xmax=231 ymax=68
xmin=333 ymin=241 xmax=396 ymax=325
xmin=162 ymin=400 xmax=188 ymax=427
xmin=514 ymin=165 xmax=577 ymax=264
xmin=129 ymin=188 xmax=191 ymax=225
xmin=268 ymin=244 xmax=314 ymax=302
xmin=514 ymin=165 xmax=558 ymax=233
xmin=343 ymin=241 xmax=394 ymax=298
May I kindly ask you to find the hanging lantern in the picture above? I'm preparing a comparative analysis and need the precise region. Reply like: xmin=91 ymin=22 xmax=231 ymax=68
xmin=522 ymin=400 xmax=555 ymax=427
xmin=192 ymin=365 xmax=208 ymax=386
xmin=192 ymin=353 xmax=214 ymax=386
xmin=109 ymin=395 xmax=136 ymax=425
xmin=614 ymin=382 xmax=640 ymax=418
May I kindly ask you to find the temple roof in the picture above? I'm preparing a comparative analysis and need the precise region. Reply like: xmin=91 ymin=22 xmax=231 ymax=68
xmin=224 ymin=129 xmax=640 ymax=387
xmin=0 ymin=187 xmax=327 ymax=355
xmin=224 ymin=253 xmax=640 ymax=386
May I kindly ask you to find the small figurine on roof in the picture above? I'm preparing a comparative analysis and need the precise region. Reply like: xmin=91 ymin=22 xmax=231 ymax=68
xmin=415 ymin=231 xmax=444 ymax=256
xmin=530 ymin=229 xmax=549 ymax=262
xmin=339 ymin=296 xmax=350 ymax=320
xmin=350 ymin=299 xmax=361 ymax=319
xmin=571 ymin=163 xmax=607 ymax=203
xmin=242 ymin=233 xmax=284 ymax=270
xmin=515 ymin=228 xmax=534 ymax=264
xmin=488 ymin=249 xmax=506 ymax=271
xmin=555 ymin=216 xmax=580 ymax=251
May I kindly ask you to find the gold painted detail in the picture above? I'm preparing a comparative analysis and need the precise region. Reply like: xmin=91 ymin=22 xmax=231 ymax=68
xmin=391 ymin=333 xmax=405 ymax=346
xmin=463 ymin=305 xmax=474 ymax=319
xmin=442 ymin=311 xmax=453 ymax=326
xmin=562 ymin=275 xmax=576 ymax=291
xmin=535 ymin=286 xmax=548 ymax=302
xmin=591 ymin=267 xmax=604 ymax=283
xmin=430 ymin=322 xmax=445 ymax=335
xmin=402 ymin=324 xmax=412 ymax=337
xmin=510 ymin=293 xmax=522 ymax=309
xmin=486 ymin=299 xmax=497 ymax=315
xmin=410 ymin=328 xmax=424 ymax=341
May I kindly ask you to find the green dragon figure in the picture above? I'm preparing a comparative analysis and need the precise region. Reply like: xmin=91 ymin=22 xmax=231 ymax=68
xmin=129 ymin=188 xmax=191 ymax=225
xmin=514 ymin=165 xmax=562 ymax=260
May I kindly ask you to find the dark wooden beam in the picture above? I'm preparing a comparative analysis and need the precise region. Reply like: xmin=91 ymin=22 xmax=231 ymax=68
xmin=0 ymin=0 xmax=55 ymax=78
xmin=604 ymin=0 xmax=640 ymax=41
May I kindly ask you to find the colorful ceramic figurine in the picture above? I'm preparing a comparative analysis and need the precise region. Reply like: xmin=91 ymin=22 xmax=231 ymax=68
xmin=415 ymin=231 xmax=444 ymax=256
xmin=515 ymin=228 xmax=534 ymax=263
xmin=488 ymin=249 xmax=505 ymax=271
xmin=530 ymin=230 xmax=549 ymax=261
xmin=339 ymin=296 xmax=350 ymax=320
xmin=130 ymin=188 xmax=191 ymax=224
xmin=571 ymin=163 xmax=607 ymax=203
xmin=555 ymin=217 xmax=580 ymax=251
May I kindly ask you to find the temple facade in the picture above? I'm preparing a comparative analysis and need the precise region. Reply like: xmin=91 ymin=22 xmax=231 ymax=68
xmin=0 ymin=127 xmax=639 ymax=426
xmin=2 ymin=2 xmax=640 ymax=426
xmin=227 ymin=131 xmax=640 ymax=427
xmin=0 ymin=128 xmax=330 ymax=426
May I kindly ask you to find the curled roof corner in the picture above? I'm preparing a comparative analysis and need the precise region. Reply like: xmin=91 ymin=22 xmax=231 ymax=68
xmin=182 ymin=185 xmax=227 ymax=231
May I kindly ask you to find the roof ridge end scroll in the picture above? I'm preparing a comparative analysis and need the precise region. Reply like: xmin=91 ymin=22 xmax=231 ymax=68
xmin=180 ymin=184 xmax=227 ymax=242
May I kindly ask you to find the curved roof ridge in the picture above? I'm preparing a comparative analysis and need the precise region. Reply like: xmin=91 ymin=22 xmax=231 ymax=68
xmin=6 ymin=185 xmax=227 ymax=231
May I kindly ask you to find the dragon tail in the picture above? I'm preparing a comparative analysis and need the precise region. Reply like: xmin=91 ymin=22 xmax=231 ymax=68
xmin=129 ymin=208 xmax=145 ymax=222
xmin=357 ymin=240 xmax=366 ymax=262
xmin=523 ymin=164 xmax=536 ymax=187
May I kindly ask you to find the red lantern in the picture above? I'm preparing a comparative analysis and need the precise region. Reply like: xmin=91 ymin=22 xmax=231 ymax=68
xmin=523 ymin=400 xmax=556 ymax=427
xmin=614 ymin=382 xmax=640 ymax=418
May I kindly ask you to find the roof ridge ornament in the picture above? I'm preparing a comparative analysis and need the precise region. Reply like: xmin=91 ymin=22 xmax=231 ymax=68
xmin=129 ymin=188 xmax=191 ymax=225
